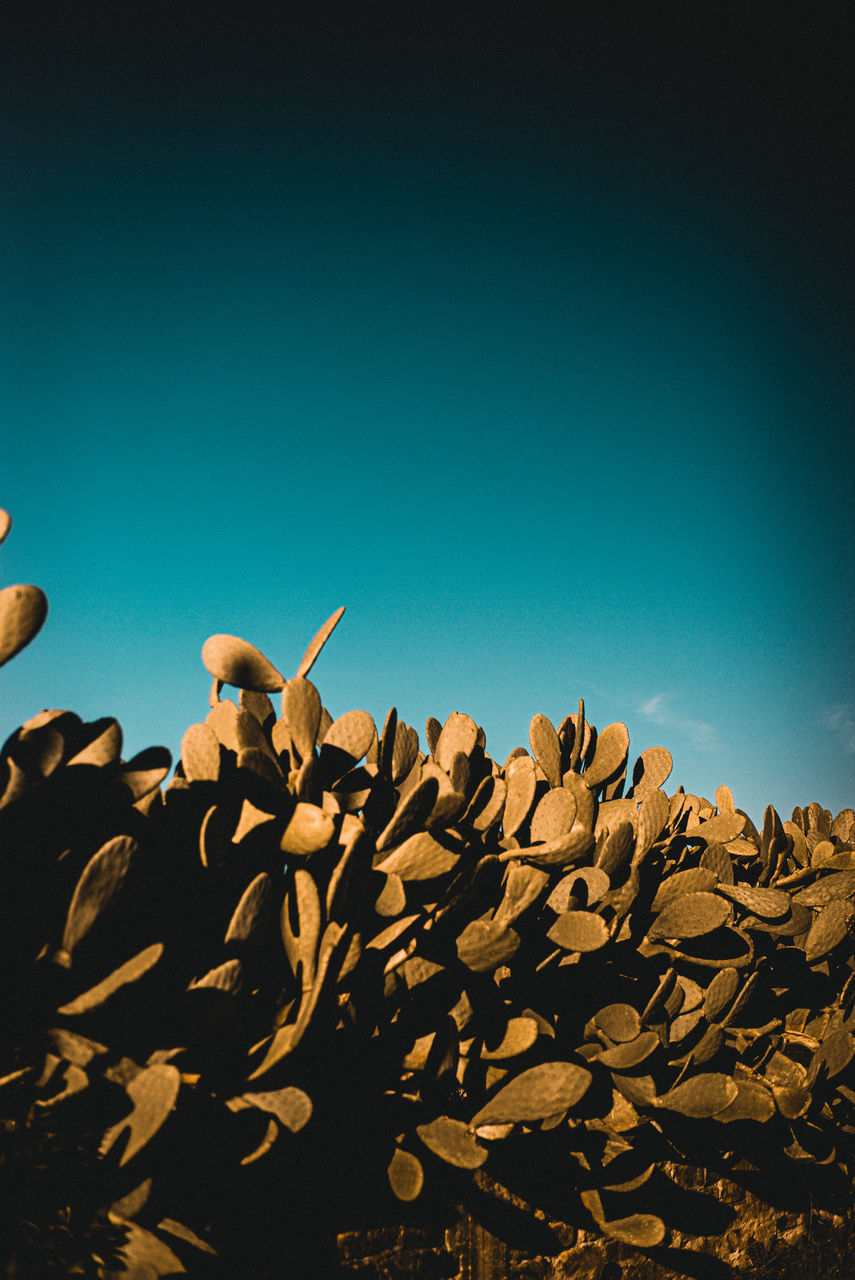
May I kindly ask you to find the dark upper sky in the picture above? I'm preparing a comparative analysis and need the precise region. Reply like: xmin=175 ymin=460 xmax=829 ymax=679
xmin=6 ymin=4 xmax=854 ymax=271
xmin=5 ymin=3 xmax=855 ymax=414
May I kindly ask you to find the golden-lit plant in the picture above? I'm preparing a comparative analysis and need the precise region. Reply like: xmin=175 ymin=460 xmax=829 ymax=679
xmin=1 ymin=506 xmax=854 ymax=1277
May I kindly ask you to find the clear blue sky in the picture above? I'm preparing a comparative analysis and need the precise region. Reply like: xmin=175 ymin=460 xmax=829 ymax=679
xmin=2 ymin=3 xmax=853 ymax=825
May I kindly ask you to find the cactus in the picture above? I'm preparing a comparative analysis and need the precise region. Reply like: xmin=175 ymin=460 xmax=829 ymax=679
xmin=2 ymin=506 xmax=855 ymax=1277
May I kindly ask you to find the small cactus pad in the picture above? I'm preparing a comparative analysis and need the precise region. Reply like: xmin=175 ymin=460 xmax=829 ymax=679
xmin=457 ymin=919 xmax=521 ymax=972
xmin=296 ymin=605 xmax=346 ymax=678
xmin=387 ymin=1147 xmax=424 ymax=1201
xmin=416 ymin=1116 xmax=488 ymax=1168
xmin=601 ymin=1214 xmax=666 ymax=1247
xmin=201 ymin=633 xmax=285 ymax=691
xmin=470 ymin=1061 xmax=592 ymax=1127
xmin=583 ymin=721 xmax=630 ymax=790
xmin=547 ymin=910 xmax=609 ymax=952
xmin=649 ymin=892 xmax=731 ymax=941
xmin=595 ymin=1004 xmax=642 ymax=1043
xmin=180 ymin=722 xmax=221 ymax=782
xmin=62 ymin=835 xmax=138 ymax=956
xmin=232 ymin=1087 xmax=312 ymax=1132
xmin=376 ymin=831 xmax=460 ymax=880
xmin=529 ymin=714 xmax=562 ymax=787
xmin=0 ymin=583 xmax=48 ymax=667
xmin=804 ymin=900 xmax=855 ymax=961
xmin=654 ymin=1073 xmax=738 ymax=1118
xmin=322 ymin=708 xmax=376 ymax=760
xmin=101 ymin=1064 xmax=181 ymax=1166
xmin=280 ymin=803 xmax=335 ymax=856
xmin=57 ymin=944 xmax=164 ymax=1015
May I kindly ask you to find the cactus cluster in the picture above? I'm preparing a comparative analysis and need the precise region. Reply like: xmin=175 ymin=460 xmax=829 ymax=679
xmin=2 ymin=507 xmax=855 ymax=1276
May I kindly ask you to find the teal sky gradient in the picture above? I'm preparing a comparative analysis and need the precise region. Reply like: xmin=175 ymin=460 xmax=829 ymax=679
xmin=2 ymin=4 xmax=853 ymax=824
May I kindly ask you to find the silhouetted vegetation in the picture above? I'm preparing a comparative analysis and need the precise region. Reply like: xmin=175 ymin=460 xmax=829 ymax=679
xmin=1 ymin=508 xmax=853 ymax=1277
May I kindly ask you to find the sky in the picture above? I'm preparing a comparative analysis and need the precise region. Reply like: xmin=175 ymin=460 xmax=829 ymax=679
xmin=2 ymin=1 xmax=854 ymax=825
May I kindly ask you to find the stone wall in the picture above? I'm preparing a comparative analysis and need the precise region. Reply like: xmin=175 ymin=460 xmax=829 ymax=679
xmin=335 ymin=1161 xmax=855 ymax=1280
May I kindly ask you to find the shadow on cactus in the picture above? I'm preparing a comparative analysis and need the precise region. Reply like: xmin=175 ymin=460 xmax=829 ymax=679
xmin=1 ymin=505 xmax=855 ymax=1278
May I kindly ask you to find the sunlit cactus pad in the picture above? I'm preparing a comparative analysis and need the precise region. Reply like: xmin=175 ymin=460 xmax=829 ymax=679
xmin=2 ymin=511 xmax=854 ymax=1277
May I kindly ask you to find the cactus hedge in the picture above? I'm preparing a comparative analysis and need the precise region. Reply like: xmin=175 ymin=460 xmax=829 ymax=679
xmin=2 ymin=506 xmax=855 ymax=1278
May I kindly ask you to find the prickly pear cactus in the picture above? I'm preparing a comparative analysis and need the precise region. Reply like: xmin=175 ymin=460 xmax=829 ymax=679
xmin=2 ymin=505 xmax=854 ymax=1278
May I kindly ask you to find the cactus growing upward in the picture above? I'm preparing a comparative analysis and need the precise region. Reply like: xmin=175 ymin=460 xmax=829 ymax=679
xmin=1 ymin=507 xmax=854 ymax=1278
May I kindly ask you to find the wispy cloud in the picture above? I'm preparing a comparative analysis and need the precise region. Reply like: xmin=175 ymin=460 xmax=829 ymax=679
xmin=639 ymin=694 xmax=666 ymax=724
xmin=638 ymin=693 xmax=720 ymax=750
xmin=822 ymin=704 xmax=855 ymax=754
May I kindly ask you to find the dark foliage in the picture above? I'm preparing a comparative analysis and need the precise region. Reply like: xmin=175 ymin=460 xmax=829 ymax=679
xmin=1 ymin=508 xmax=853 ymax=1276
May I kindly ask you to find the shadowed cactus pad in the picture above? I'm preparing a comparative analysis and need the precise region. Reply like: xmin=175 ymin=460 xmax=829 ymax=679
xmin=100 ymin=1064 xmax=181 ymax=1166
xmin=416 ymin=1116 xmax=488 ymax=1168
xmin=202 ymin=633 xmax=286 ymax=691
xmin=0 ymin=583 xmax=48 ymax=667
xmin=654 ymin=1072 xmax=738 ymax=1117
xmin=470 ymin=1062 xmax=593 ymax=1126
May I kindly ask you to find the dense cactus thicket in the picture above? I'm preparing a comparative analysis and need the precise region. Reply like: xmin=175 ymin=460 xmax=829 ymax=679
xmin=2 ymin=505 xmax=855 ymax=1278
